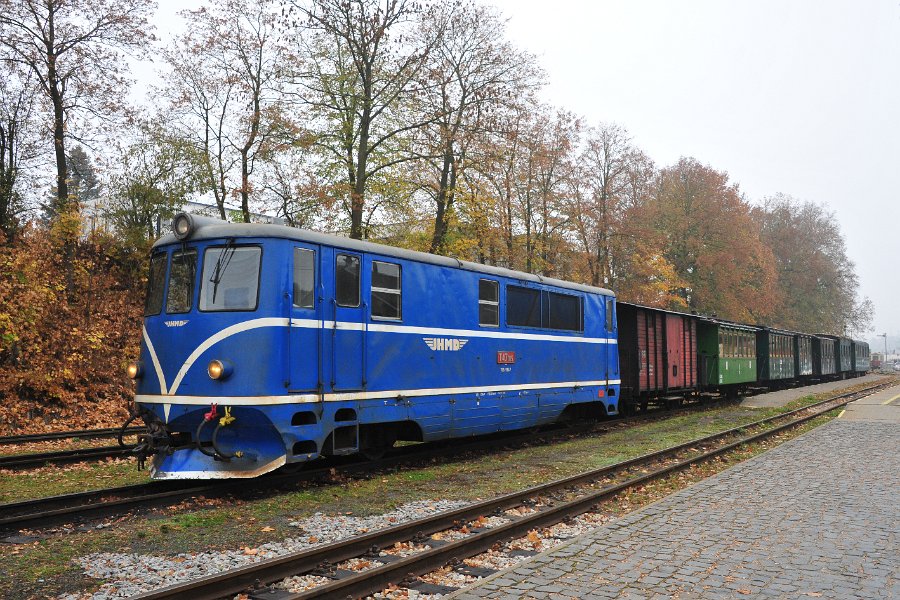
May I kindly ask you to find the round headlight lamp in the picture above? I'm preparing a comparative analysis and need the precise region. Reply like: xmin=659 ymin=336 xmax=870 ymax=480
xmin=207 ymin=359 xmax=233 ymax=381
xmin=127 ymin=361 xmax=143 ymax=380
xmin=172 ymin=212 xmax=194 ymax=240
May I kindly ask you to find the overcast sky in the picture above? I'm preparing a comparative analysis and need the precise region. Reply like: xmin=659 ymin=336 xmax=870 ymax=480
xmin=150 ymin=0 xmax=900 ymax=336
xmin=484 ymin=0 xmax=900 ymax=338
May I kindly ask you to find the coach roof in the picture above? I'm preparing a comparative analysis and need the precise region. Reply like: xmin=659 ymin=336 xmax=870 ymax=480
xmin=153 ymin=214 xmax=615 ymax=298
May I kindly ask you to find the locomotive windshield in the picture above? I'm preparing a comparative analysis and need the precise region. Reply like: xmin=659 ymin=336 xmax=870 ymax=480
xmin=199 ymin=245 xmax=261 ymax=311
xmin=166 ymin=249 xmax=197 ymax=314
xmin=144 ymin=253 xmax=167 ymax=316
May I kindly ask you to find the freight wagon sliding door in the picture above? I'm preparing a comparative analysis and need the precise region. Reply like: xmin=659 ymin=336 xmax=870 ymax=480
xmin=665 ymin=316 xmax=686 ymax=389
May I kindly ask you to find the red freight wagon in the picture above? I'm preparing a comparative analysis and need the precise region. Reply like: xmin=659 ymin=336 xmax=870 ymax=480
xmin=617 ymin=302 xmax=699 ymax=409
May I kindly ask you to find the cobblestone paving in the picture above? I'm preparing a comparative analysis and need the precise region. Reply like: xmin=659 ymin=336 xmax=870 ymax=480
xmin=449 ymin=420 xmax=899 ymax=599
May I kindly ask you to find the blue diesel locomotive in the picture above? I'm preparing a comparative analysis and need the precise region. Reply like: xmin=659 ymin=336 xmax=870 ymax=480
xmin=129 ymin=214 xmax=621 ymax=479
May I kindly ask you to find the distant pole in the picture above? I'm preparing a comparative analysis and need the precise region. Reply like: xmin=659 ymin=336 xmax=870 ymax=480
xmin=879 ymin=332 xmax=887 ymax=361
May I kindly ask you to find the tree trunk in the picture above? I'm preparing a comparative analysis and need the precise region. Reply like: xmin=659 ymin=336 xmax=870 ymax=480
xmin=0 ymin=117 xmax=13 ymax=238
xmin=351 ymin=106 xmax=371 ymax=240
xmin=46 ymin=17 xmax=75 ymax=298
xmin=240 ymin=148 xmax=251 ymax=223
xmin=429 ymin=148 xmax=455 ymax=254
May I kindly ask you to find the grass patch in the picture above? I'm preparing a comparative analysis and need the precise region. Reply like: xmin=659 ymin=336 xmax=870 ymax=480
xmin=0 ymin=460 xmax=147 ymax=503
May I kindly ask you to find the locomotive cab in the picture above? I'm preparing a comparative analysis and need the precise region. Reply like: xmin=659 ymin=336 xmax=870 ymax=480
xmin=131 ymin=216 xmax=301 ymax=478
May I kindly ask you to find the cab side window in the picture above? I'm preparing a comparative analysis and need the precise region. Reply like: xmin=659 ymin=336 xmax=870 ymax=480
xmin=371 ymin=261 xmax=401 ymax=319
xmin=293 ymin=248 xmax=315 ymax=308
xmin=335 ymin=254 xmax=360 ymax=307
xmin=479 ymin=279 xmax=499 ymax=326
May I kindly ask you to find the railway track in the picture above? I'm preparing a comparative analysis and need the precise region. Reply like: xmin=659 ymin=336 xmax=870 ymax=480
xmin=0 ymin=426 xmax=145 ymax=446
xmin=126 ymin=380 xmax=890 ymax=600
xmin=0 ymin=380 xmax=885 ymax=536
xmin=0 ymin=416 xmax=617 ymax=533
xmin=0 ymin=394 xmax=744 ymax=534
xmin=0 ymin=378 xmax=871 ymax=471
xmin=0 ymin=445 xmax=132 ymax=470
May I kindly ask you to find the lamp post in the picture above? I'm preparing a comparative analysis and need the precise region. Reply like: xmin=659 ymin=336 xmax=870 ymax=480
xmin=878 ymin=332 xmax=887 ymax=364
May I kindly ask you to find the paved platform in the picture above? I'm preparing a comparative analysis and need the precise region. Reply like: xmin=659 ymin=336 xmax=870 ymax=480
xmin=839 ymin=384 xmax=900 ymax=423
xmin=449 ymin=385 xmax=900 ymax=599
xmin=739 ymin=373 xmax=887 ymax=408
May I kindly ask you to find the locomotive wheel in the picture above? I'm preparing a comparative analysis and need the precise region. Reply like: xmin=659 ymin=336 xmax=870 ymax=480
xmin=359 ymin=427 xmax=396 ymax=461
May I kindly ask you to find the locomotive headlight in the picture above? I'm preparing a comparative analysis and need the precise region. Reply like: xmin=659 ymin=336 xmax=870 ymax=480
xmin=127 ymin=361 xmax=143 ymax=380
xmin=172 ymin=212 xmax=194 ymax=240
xmin=207 ymin=359 xmax=233 ymax=380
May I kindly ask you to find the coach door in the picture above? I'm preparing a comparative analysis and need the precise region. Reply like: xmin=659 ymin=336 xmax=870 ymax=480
xmin=330 ymin=250 xmax=366 ymax=391
xmin=288 ymin=244 xmax=321 ymax=393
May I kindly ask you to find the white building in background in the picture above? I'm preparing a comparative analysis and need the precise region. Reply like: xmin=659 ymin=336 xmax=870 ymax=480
xmin=80 ymin=196 xmax=283 ymax=239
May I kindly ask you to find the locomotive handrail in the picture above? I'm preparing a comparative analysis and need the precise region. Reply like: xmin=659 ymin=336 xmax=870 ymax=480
xmin=362 ymin=299 xmax=368 ymax=389
xmin=330 ymin=297 xmax=337 ymax=389
xmin=317 ymin=282 xmax=324 ymax=399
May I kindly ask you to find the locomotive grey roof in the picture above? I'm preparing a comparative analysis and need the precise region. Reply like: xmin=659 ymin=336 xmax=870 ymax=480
xmin=154 ymin=214 xmax=615 ymax=297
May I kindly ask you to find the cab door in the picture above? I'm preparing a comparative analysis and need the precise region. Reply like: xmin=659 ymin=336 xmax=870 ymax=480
xmin=288 ymin=244 xmax=321 ymax=393
xmin=330 ymin=250 xmax=365 ymax=391
xmin=605 ymin=297 xmax=619 ymax=383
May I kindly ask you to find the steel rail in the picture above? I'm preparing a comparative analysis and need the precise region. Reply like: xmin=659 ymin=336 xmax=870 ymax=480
xmin=0 ymin=418 xmax=611 ymax=532
xmin=130 ymin=380 xmax=890 ymax=600
xmin=0 ymin=445 xmax=132 ymax=469
xmin=0 ymin=427 xmax=145 ymax=446
xmin=2 ymin=380 xmax=886 ymax=535
xmin=0 ymin=400 xmax=688 ymax=532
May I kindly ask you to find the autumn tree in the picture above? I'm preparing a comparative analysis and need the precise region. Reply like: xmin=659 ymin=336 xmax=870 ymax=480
xmin=567 ymin=123 xmax=635 ymax=287
xmin=469 ymin=106 xmax=528 ymax=269
xmin=0 ymin=67 xmax=40 ymax=240
xmin=162 ymin=0 xmax=295 ymax=222
xmin=414 ymin=2 xmax=540 ymax=254
xmin=650 ymin=157 xmax=778 ymax=321
xmin=0 ymin=0 xmax=155 ymax=216
xmin=755 ymin=194 xmax=873 ymax=335
xmin=105 ymin=123 xmax=203 ymax=252
xmin=515 ymin=109 xmax=580 ymax=276
xmin=291 ymin=0 xmax=436 ymax=239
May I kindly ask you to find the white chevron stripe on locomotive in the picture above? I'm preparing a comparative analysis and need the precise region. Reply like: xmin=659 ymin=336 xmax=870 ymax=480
xmin=144 ymin=317 xmax=618 ymax=396
xmin=136 ymin=379 xmax=623 ymax=406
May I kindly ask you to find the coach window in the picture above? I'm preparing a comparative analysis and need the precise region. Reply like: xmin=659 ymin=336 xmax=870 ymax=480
xmin=507 ymin=285 xmax=541 ymax=328
xmin=166 ymin=249 xmax=197 ymax=314
xmin=293 ymin=248 xmax=315 ymax=308
xmin=371 ymin=261 xmax=401 ymax=319
xmin=145 ymin=253 xmax=167 ymax=316
xmin=335 ymin=254 xmax=360 ymax=307
xmin=550 ymin=292 xmax=583 ymax=332
xmin=478 ymin=279 xmax=499 ymax=326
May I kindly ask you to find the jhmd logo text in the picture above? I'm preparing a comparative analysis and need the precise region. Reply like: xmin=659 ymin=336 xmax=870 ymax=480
xmin=423 ymin=337 xmax=468 ymax=351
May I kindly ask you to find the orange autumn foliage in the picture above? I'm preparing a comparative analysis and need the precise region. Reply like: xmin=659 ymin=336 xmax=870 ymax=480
xmin=0 ymin=225 xmax=144 ymax=434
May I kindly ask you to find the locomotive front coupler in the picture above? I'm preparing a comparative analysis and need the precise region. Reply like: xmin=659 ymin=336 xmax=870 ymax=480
xmin=120 ymin=404 xmax=181 ymax=470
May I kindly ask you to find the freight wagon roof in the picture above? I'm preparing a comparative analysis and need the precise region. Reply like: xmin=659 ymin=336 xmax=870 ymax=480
xmin=696 ymin=316 xmax=760 ymax=331
xmin=153 ymin=216 xmax=615 ymax=297
xmin=758 ymin=326 xmax=798 ymax=337
xmin=619 ymin=303 xmax=761 ymax=331
xmin=615 ymin=301 xmax=701 ymax=320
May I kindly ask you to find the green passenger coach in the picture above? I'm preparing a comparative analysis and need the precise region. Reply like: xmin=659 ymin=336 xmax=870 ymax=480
xmin=757 ymin=327 xmax=796 ymax=383
xmin=697 ymin=319 xmax=758 ymax=390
